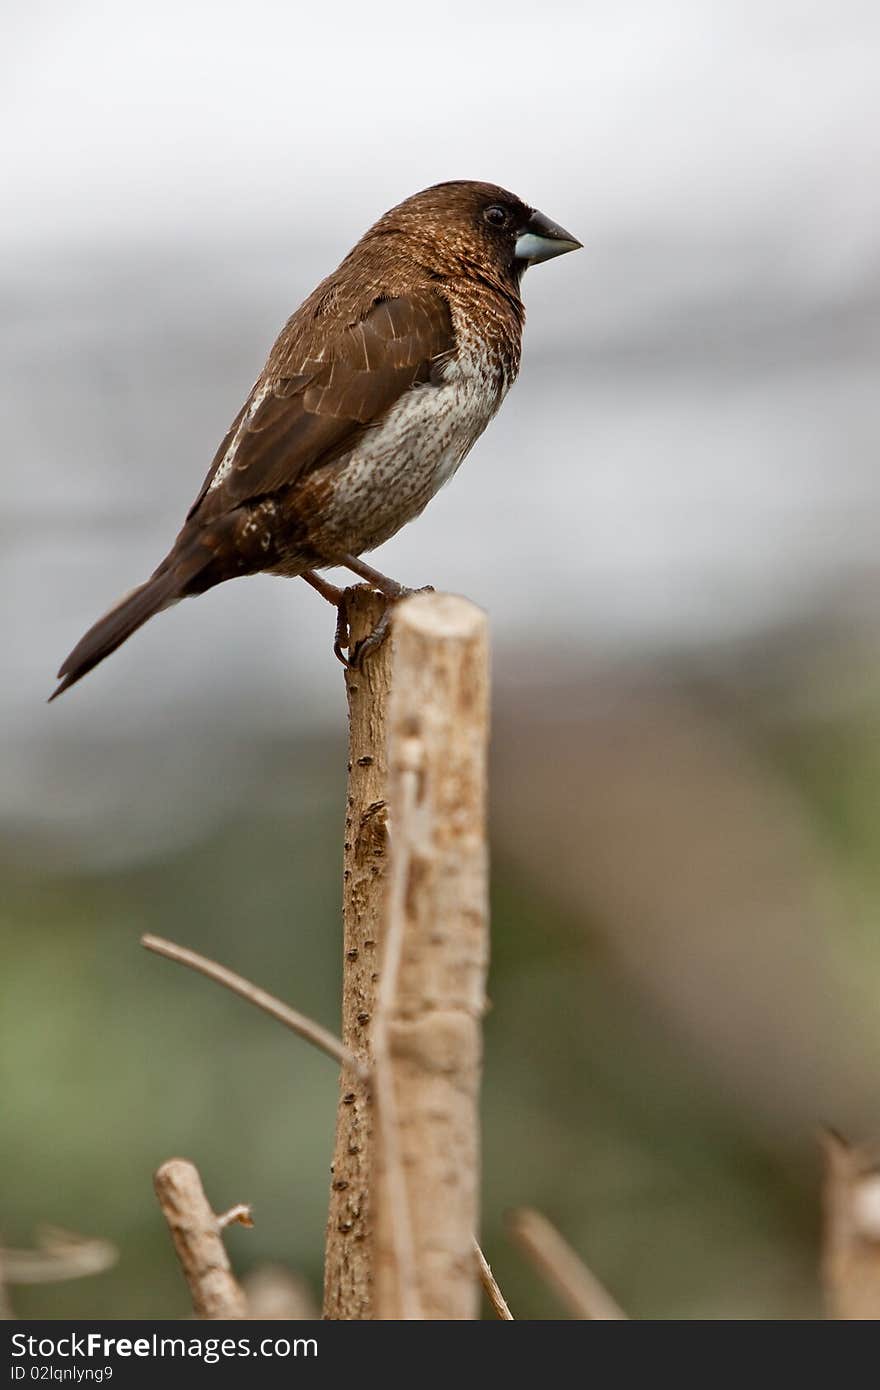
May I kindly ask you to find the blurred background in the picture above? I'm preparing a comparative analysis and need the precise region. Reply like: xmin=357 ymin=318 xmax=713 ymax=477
xmin=3 ymin=0 xmax=880 ymax=1319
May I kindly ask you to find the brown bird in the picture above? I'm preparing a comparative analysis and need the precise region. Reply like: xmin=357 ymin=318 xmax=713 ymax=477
xmin=52 ymin=180 xmax=580 ymax=699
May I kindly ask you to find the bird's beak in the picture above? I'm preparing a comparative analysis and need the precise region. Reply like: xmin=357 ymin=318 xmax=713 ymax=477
xmin=514 ymin=208 xmax=582 ymax=266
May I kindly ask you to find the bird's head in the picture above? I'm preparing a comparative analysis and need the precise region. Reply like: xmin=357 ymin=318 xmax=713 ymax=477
xmin=367 ymin=180 xmax=582 ymax=287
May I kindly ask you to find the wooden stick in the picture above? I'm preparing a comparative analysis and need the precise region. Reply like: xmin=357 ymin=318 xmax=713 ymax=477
xmin=154 ymin=1159 xmax=249 ymax=1319
xmin=323 ymin=586 xmax=393 ymax=1320
xmin=374 ymin=593 xmax=490 ymax=1321
xmin=141 ymin=934 xmax=364 ymax=1078
xmin=474 ymin=1238 xmax=514 ymax=1319
xmin=507 ymin=1208 xmax=628 ymax=1320
xmin=821 ymin=1129 xmax=880 ymax=1319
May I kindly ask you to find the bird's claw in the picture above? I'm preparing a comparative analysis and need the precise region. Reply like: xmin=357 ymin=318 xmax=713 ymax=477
xmin=332 ymin=601 xmax=351 ymax=667
xmin=333 ymin=585 xmax=434 ymax=670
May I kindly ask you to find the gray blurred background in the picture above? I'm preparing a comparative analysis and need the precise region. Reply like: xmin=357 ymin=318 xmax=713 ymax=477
xmin=4 ymin=0 xmax=880 ymax=1318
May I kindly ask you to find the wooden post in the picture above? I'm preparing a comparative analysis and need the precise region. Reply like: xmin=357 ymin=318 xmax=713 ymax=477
xmin=373 ymin=593 xmax=490 ymax=1320
xmin=323 ymin=587 xmax=393 ymax=1319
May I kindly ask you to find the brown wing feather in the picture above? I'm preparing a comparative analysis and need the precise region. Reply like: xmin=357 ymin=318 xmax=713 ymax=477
xmin=189 ymin=291 xmax=454 ymax=522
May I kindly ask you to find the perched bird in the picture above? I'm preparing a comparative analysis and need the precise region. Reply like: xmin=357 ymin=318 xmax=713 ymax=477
xmin=52 ymin=180 xmax=580 ymax=698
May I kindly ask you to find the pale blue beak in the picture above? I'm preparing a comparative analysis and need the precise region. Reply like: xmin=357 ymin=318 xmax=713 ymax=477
xmin=514 ymin=208 xmax=582 ymax=266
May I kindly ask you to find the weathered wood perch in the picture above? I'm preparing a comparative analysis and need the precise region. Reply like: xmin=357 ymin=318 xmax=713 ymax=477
xmin=323 ymin=588 xmax=393 ymax=1319
xmin=323 ymin=589 xmax=490 ymax=1319
xmin=373 ymin=592 xmax=490 ymax=1320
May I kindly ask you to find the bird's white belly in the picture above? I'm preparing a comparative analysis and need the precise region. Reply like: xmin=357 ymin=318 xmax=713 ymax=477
xmin=319 ymin=341 xmax=509 ymax=554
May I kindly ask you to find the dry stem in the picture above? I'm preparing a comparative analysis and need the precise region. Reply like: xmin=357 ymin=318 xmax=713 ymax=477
xmin=474 ymin=1239 xmax=514 ymax=1319
xmin=821 ymin=1129 xmax=880 ymax=1319
xmin=141 ymin=934 xmax=363 ymax=1077
xmin=508 ymin=1208 xmax=627 ymax=1320
xmin=0 ymin=1227 xmax=117 ymax=1287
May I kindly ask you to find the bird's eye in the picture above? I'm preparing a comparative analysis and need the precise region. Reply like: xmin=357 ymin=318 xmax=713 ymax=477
xmin=483 ymin=205 xmax=509 ymax=228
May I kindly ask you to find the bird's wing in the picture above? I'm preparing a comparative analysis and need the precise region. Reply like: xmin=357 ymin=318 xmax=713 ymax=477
xmin=188 ymin=291 xmax=455 ymax=521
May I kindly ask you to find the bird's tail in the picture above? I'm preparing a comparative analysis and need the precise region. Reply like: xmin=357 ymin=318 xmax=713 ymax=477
xmin=50 ymin=566 xmax=185 ymax=701
xmin=51 ymin=508 xmax=259 ymax=700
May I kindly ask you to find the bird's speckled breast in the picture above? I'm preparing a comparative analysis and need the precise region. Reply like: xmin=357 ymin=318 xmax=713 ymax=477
xmin=276 ymin=316 xmax=515 ymax=568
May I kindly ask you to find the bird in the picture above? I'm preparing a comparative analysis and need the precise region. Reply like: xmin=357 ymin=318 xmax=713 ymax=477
xmin=51 ymin=180 xmax=581 ymax=699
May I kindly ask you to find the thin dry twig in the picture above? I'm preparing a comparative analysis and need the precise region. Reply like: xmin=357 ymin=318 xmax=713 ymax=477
xmin=154 ymin=1158 xmax=249 ymax=1319
xmin=141 ymin=933 xmax=366 ymax=1079
xmin=474 ymin=1238 xmax=514 ymax=1319
xmin=217 ymin=1204 xmax=254 ymax=1231
xmin=508 ymin=1208 xmax=628 ymax=1320
xmin=821 ymin=1129 xmax=880 ymax=1319
xmin=372 ymin=751 xmax=424 ymax=1321
xmin=0 ymin=1227 xmax=117 ymax=1285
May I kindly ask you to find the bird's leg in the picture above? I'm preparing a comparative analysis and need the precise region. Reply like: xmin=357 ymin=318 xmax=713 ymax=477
xmin=336 ymin=554 xmax=409 ymax=599
xmin=334 ymin=553 xmax=433 ymax=669
xmin=304 ymin=553 xmax=432 ymax=669
xmin=301 ymin=570 xmax=345 ymax=606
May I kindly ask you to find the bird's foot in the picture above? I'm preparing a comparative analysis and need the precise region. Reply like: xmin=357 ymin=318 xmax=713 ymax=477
xmin=333 ymin=595 xmax=353 ymax=667
xmin=301 ymin=570 xmax=357 ymax=665
xmin=333 ymin=585 xmax=435 ymax=670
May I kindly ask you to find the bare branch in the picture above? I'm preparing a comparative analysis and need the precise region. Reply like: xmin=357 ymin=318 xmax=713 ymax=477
xmin=154 ymin=1158 xmax=249 ymax=1319
xmin=141 ymin=933 xmax=365 ymax=1079
xmin=822 ymin=1129 xmax=880 ymax=1319
xmin=217 ymin=1204 xmax=254 ymax=1231
xmin=474 ymin=1238 xmax=514 ymax=1320
xmin=507 ymin=1208 xmax=628 ymax=1320
xmin=0 ymin=1227 xmax=117 ymax=1285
